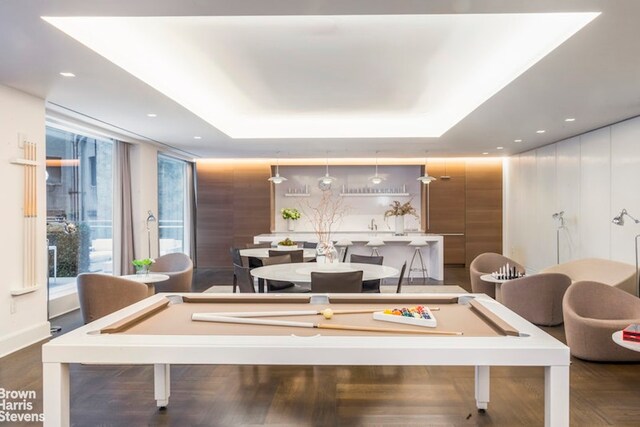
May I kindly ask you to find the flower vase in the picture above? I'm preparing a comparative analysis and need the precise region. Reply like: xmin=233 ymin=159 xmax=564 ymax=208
xmin=316 ymin=240 xmax=339 ymax=264
xmin=135 ymin=265 xmax=149 ymax=275
xmin=287 ymin=218 xmax=295 ymax=232
xmin=394 ymin=215 xmax=405 ymax=236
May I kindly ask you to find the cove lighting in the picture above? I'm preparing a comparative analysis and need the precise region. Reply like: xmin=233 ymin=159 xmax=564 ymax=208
xmin=43 ymin=13 xmax=599 ymax=139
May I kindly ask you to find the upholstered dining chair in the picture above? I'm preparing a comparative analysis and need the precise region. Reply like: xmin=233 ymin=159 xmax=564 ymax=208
xmin=233 ymin=264 xmax=256 ymax=293
xmin=246 ymin=242 xmax=272 ymax=249
xmin=150 ymin=252 xmax=194 ymax=293
xmin=261 ymin=254 xmax=310 ymax=293
xmin=350 ymin=254 xmax=384 ymax=293
xmin=501 ymin=273 xmax=572 ymax=326
xmin=269 ymin=249 xmax=304 ymax=263
xmin=395 ymin=262 xmax=408 ymax=294
xmin=302 ymin=242 xmax=318 ymax=249
xmin=563 ymin=280 xmax=640 ymax=362
xmin=77 ymin=273 xmax=148 ymax=324
xmin=311 ymin=271 xmax=364 ymax=293
xmin=469 ymin=253 xmax=525 ymax=299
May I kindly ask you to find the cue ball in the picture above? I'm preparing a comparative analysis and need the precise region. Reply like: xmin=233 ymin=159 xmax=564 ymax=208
xmin=322 ymin=308 xmax=334 ymax=319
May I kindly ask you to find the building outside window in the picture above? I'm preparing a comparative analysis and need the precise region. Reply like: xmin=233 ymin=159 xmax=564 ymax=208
xmin=45 ymin=126 xmax=114 ymax=291
xmin=157 ymin=154 xmax=188 ymax=256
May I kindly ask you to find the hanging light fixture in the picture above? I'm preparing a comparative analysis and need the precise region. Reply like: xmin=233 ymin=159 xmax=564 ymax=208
xmin=318 ymin=154 xmax=336 ymax=186
xmin=268 ymin=153 xmax=287 ymax=184
xmin=369 ymin=151 xmax=384 ymax=185
xmin=417 ymin=152 xmax=437 ymax=184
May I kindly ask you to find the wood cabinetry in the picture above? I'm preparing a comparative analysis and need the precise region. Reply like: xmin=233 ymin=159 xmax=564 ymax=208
xmin=195 ymin=162 xmax=272 ymax=268
xmin=423 ymin=159 xmax=502 ymax=266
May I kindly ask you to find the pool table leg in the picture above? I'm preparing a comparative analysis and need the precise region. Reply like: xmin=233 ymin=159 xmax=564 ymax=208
xmin=474 ymin=365 xmax=490 ymax=411
xmin=154 ymin=364 xmax=171 ymax=408
xmin=43 ymin=362 xmax=70 ymax=427
xmin=544 ymin=365 xmax=569 ymax=427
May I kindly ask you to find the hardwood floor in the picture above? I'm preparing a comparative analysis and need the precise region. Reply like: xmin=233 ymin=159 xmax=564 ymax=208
xmin=2 ymin=267 xmax=640 ymax=426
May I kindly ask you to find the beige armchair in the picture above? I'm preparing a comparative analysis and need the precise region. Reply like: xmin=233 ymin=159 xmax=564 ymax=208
xmin=150 ymin=253 xmax=193 ymax=293
xmin=470 ymin=253 xmax=525 ymax=299
xmin=563 ymin=280 xmax=640 ymax=362
xmin=501 ymin=273 xmax=572 ymax=326
xmin=541 ymin=258 xmax=637 ymax=296
xmin=77 ymin=273 xmax=148 ymax=324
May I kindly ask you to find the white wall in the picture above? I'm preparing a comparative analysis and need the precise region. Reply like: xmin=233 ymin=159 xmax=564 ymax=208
xmin=274 ymin=165 xmax=422 ymax=232
xmin=0 ymin=85 xmax=50 ymax=357
xmin=505 ymin=116 xmax=640 ymax=279
xmin=130 ymin=143 xmax=159 ymax=260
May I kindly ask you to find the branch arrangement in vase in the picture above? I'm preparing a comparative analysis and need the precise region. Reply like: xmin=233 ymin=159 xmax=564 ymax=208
xmin=302 ymin=190 xmax=348 ymax=242
xmin=383 ymin=200 xmax=419 ymax=219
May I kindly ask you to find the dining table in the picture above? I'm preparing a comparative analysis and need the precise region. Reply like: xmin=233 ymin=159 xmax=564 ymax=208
xmin=250 ymin=262 xmax=399 ymax=292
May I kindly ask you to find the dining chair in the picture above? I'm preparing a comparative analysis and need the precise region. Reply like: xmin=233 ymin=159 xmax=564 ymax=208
xmin=261 ymin=255 xmax=310 ymax=293
xmin=302 ymin=242 xmax=318 ymax=249
xmin=269 ymin=249 xmax=304 ymax=263
xmin=395 ymin=262 xmax=408 ymax=293
xmin=311 ymin=271 xmax=364 ymax=293
xmin=229 ymin=247 xmax=243 ymax=293
xmin=233 ymin=264 xmax=256 ymax=293
xmin=246 ymin=242 xmax=272 ymax=249
xmin=350 ymin=254 xmax=384 ymax=293
xmin=77 ymin=273 xmax=148 ymax=324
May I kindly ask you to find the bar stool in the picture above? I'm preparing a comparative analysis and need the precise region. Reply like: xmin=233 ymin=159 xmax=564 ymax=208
xmin=366 ymin=238 xmax=385 ymax=256
xmin=335 ymin=238 xmax=353 ymax=263
xmin=408 ymin=239 xmax=429 ymax=283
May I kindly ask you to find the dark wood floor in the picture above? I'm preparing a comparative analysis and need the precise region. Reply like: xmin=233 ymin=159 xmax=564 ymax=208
xmin=2 ymin=267 xmax=640 ymax=426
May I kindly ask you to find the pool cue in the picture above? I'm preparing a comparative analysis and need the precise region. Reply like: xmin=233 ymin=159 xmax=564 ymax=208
xmin=195 ymin=307 xmax=439 ymax=318
xmin=192 ymin=314 xmax=462 ymax=336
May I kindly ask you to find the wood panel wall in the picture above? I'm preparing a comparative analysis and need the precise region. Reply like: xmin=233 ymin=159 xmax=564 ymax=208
xmin=423 ymin=159 xmax=502 ymax=267
xmin=195 ymin=162 xmax=272 ymax=268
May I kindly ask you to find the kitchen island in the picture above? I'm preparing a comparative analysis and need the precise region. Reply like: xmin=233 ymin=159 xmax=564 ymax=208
xmin=254 ymin=232 xmax=444 ymax=281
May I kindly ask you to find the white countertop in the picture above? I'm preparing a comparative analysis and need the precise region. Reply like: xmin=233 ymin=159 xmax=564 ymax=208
xmin=256 ymin=232 xmax=443 ymax=243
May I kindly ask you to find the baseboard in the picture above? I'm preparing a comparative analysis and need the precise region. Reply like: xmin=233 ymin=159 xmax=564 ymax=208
xmin=49 ymin=289 xmax=80 ymax=318
xmin=0 ymin=321 xmax=51 ymax=359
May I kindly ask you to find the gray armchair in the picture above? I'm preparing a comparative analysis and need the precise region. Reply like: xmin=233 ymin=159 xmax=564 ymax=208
xmin=77 ymin=273 xmax=148 ymax=324
xmin=563 ymin=280 xmax=640 ymax=362
xmin=150 ymin=253 xmax=193 ymax=293
xmin=470 ymin=253 xmax=525 ymax=299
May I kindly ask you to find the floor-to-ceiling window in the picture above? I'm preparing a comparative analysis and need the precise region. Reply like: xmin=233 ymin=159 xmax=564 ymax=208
xmin=45 ymin=126 xmax=114 ymax=293
xmin=157 ymin=154 xmax=189 ymax=256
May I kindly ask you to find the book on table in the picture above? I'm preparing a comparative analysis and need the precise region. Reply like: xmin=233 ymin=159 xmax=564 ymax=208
xmin=622 ymin=324 xmax=640 ymax=342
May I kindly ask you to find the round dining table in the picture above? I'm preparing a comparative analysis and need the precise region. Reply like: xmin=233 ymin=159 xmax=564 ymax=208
xmin=240 ymin=248 xmax=317 ymax=261
xmin=250 ymin=262 xmax=399 ymax=289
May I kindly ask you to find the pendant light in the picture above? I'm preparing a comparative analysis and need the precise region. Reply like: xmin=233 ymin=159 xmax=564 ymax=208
xmin=268 ymin=153 xmax=287 ymax=184
xmin=369 ymin=151 xmax=384 ymax=185
xmin=318 ymin=154 xmax=336 ymax=186
xmin=417 ymin=152 xmax=437 ymax=184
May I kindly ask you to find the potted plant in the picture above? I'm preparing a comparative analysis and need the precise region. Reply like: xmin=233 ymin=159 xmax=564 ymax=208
xmin=132 ymin=258 xmax=154 ymax=275
xmin=281 ymin=208 xmax=301 ymax=231
xmin=384 ymin=200 xmax=419 ymax=235
xmin=277 ymin=238 xmax=298 ymax=250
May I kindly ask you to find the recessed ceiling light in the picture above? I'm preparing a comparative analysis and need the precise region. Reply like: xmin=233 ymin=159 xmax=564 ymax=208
xmin=496 ymin=146 xmax=504 ymax=150
xmin=482 ymin=152 xmax=489 ymax=155
xmin=536 ymin=130 xmax=546 ymax=134
xmin=193 ymin=136 xmax=202 ymax=139
xmin=514 ymin=139 xmax=522 ymax=142
xmin=59 ymin=72 xmax=75 ymax=77
xmin=43 ymin=13 xmax=600 ymax=139
xmin=565 ymin=118 xmax=575 ymax=122
xmin=147 ymin=113 xmax=157 ymax=118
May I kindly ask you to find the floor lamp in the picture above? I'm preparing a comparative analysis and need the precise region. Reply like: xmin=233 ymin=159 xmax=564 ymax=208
xmin=611 ymin=208 xmax=640 ymax=297
xmin=146 ymin=210 xmax=156 ymax=259
xmin=552 ymin=211 xmax=566 ymax=264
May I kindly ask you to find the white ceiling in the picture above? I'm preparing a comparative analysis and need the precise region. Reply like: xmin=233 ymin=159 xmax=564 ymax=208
xmin=1 ymin=1 xmax=639 ymax=159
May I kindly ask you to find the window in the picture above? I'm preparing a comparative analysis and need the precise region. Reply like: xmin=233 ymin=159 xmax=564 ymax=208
xmin=45 ymin=127 xmax=114 ymax=289
xmin=158 ymin=154 xmax=188 ymax=256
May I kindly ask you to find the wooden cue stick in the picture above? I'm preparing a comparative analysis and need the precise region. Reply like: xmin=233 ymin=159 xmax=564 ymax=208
xmin=197 ymin=307 xmax=440 ymax=318
xmin=192 ymin=314 xmax=462 ymax=336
